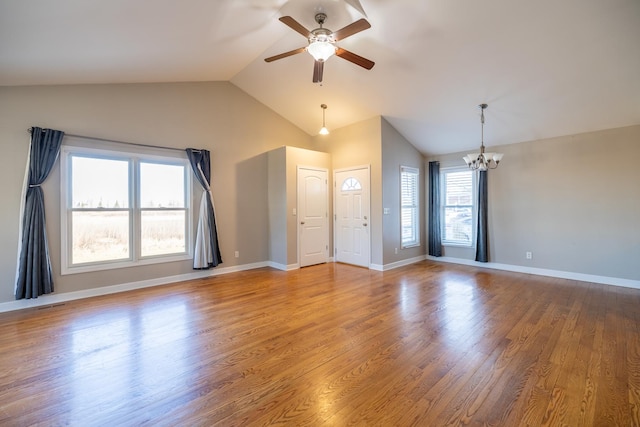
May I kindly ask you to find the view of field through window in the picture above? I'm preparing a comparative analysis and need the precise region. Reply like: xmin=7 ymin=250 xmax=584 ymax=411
xmin=70 ymin=156 xmax=187 ymax=265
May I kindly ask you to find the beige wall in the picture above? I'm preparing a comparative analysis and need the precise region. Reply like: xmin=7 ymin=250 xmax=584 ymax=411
xmin=313 ymin=117 xmax=428 ymax=268
xmin=313 ymin=116 xmax=384 ymax=265
xmin=267 ymin=146 xmax=331 ymax=268
xmin=381 ymin=118 xmax=426 ymax=265
xmin=428 ymin=125 xmax=640 ymax=281
xmin=2 ymin=82 xmax=635 ymax=305
xmin=267 ymin=147 xmax=288 ymax=266
xmin=0 ymin=82 xmax=313 ymax=303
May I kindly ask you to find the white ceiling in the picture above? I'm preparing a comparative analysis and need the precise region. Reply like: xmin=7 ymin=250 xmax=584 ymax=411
xmin=1 ymin=0 xmax=639 ymax=155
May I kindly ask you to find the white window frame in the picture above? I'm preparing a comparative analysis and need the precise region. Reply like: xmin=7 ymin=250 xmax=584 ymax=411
xmin=440 ymin=167 xmax=477 ymax=247
xmin=400 ymin=165 xmax=420 ymax=248
xmin=60 ymin=145 xmax=192 ymax=275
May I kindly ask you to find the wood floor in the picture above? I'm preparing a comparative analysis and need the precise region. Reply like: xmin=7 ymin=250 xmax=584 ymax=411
xmin=0 ymin=261 xmax=638 ymax=426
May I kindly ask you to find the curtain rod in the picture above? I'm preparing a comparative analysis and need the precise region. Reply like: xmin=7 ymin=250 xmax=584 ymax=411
xmin=28 ymin=128 xmax=194 ymax=153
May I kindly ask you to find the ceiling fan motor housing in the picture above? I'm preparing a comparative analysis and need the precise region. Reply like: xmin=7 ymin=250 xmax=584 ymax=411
xmin=310 ymin=13 xmax=334 ymax=44
xmin=310 ymin=28 xmax=334 ymax=44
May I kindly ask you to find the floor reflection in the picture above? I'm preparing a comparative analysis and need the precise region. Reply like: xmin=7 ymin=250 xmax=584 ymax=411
xmin=68 ymin=296 xmax=191 ymax=421
xmin=70 ymin=310 xmax=133 ymax=416
xmin=440 ymin=276 xmax=482 ymax=349
xmin=139 ymin=302 xmax=190 ymax=391
xmin=399 ymin=280 xmax=419 ymax=320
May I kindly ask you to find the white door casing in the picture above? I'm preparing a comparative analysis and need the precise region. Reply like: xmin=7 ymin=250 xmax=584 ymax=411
xmin=334 ymin=166 xmax=370 ymax=268
xmin=298 ymin=167 xmax=329 ymax=267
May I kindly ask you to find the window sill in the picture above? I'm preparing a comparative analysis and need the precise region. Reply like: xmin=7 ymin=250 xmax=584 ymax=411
xmin=61 ymin=253 xmax=192 ymax=275
xmin=401 ymin=243 xmax=421 ymax=249
xmin=442 ymin=242 xmax=474 ymax=248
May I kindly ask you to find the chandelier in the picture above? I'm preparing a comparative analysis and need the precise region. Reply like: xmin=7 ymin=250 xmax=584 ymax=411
xmin=463 ymin=104 xmax=503 ymax=170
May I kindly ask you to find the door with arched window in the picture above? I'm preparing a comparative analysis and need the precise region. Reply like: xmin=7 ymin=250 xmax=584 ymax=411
xmin=334 ymin=166 xmax=370 ymax=267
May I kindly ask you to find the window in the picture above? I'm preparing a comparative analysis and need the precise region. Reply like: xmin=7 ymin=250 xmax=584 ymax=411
xmin=400 ymin=166 xmax=420 ymax=248
xmin=341 ymin=177 xmax=362 ymax=191
xmin=441 ymin=169 xmax=475 ymax=246
xmin=61 ymin=145 xmax=191 ymax=274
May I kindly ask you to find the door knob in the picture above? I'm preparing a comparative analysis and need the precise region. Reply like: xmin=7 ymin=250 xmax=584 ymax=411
xmin=363 ymin=223 xmax=368 ymax=226
xmin=300 ymin=221 xmax=305 ymax=225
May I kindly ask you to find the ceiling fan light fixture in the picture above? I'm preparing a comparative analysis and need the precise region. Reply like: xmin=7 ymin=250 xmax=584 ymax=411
xmin=307 ymin=41 xmax=336 ymax=62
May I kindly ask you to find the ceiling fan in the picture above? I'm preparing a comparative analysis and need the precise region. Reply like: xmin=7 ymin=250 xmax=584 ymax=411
xmin=265 ymin=13 xmax=375 ymax=83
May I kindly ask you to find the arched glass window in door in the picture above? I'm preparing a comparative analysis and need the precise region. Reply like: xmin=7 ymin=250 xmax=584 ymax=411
xmin=341 ymin=177 xmax=362 ymax=191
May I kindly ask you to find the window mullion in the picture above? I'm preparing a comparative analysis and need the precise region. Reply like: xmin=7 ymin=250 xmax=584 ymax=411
xmin=131 ymin=158 xmax=138 ymax=262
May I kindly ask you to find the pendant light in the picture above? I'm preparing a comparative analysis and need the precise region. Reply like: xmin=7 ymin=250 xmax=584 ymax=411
xmin=319 ymin=104 xmax=329 ymax=135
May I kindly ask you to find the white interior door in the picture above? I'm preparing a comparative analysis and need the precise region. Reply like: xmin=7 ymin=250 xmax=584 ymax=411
xmin=298 ymin=167 xmax=329 ymax=267
xmin=335 ymin=166 xmax=370 ymax=267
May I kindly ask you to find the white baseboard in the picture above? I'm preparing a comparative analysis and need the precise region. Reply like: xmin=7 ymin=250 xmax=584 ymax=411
xmin=0 ymin=261 xmax=273 ymax=314
xmin=269 ymin=262 xmax=300 ymax=271
xmin=271 ymin=259 xmax=336 ymax=271
xmin=426 ymin=256 xmax=640 ymax=290
xmin=4 ymin=256 xmax=636 ymax=314
xmin=371 ymin=255 xmax=427 ymax=272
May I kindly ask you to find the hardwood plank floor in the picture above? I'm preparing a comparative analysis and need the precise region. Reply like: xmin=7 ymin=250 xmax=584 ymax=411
xmin=0 ymin=261 xmax=638 ymax=426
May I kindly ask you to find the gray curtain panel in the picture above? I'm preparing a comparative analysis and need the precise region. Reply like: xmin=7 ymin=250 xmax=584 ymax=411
xmin=475 ymin=170 xmax=488 ymax=262
xmin=186 ymin=148 xmax=222 ymax=269
xmin=428 ymin=161 xmax=442 ymax=257
xmin=15 ymin=127 xmax=64 ymax=299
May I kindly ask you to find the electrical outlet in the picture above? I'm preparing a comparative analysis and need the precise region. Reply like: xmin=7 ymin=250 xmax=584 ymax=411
xmin=526 ymin=251 xmax=532 ymax=260
xmin=394 ymin=248 xmax=398 ymax=254
xmin=235 ymin=251 xmax=239 ymax=258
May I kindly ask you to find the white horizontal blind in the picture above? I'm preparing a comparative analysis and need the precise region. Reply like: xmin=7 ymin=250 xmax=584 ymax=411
xmin=401 ymin=166 xmax=420 ymax=248
xmin=442 ymin=170 xmax=474 ymax=245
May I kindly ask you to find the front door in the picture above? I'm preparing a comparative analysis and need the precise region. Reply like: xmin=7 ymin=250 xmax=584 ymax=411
xmin=335 ymin=166 xmax=370 ymax=267
xmin=298 ymin=167 xmax=329 ymax=267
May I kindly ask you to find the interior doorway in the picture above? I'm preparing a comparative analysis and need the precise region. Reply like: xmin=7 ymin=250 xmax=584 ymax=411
xmin=297 ymin=166 xmax=329 ymax=267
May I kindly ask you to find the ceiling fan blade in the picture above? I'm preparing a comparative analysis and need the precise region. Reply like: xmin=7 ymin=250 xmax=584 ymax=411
xmin=313 ymin=60 xmax=324 ymax=83
xmin=264 ymin=47 xmax=307 ymax=62
xmin=335 ymin=48 xmax=375 ymax=70
xmin=332 ymin=19 xmax=371 ymax=42
xmin=279 ymin=16 xmax=312 ymax=38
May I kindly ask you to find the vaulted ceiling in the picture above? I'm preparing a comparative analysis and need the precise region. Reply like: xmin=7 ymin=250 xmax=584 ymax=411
xmin=1 ymin=0 xmax=638 ymax=155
